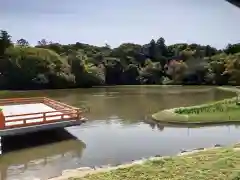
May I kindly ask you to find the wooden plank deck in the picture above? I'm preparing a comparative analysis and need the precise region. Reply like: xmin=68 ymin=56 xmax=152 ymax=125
xmin=0 ymin=97 xmax=87 ymax=136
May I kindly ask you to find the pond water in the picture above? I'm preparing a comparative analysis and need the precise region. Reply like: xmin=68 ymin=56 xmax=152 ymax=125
xmin=0 ymin=86 xmax=239 ymax=180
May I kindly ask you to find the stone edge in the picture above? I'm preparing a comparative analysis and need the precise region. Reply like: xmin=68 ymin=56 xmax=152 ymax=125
xmin=48 ymin=144 xmax=240 ymax=180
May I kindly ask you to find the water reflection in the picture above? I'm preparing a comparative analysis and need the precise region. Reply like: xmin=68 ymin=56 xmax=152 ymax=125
xmin=0 ymin=86 xmax=238 ymax=180
xmin=0 ymin=129 xmax=86 ymax=180
xmin=69 ymin=119 xmax=240 ymax=169
xmin=146 ymin=121 xmax=165 ymax=131
xmin=145 ymin=120 xmax=240 ymax=134
xmin=1 ymin=86 xmax=234 ymax=122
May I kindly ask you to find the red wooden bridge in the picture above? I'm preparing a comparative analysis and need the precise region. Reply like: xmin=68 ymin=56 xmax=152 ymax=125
xmin=0 ymin=97 xmax=87 ymax=137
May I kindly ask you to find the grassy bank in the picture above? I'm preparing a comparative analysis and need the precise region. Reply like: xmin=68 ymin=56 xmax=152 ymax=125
xmin=67 ymin=145 xmax=240 ymax=180
xmin=152 ymin=87 xmax=240 ymax=124
xmin=0 ymin=90 xmax=11 ymax=95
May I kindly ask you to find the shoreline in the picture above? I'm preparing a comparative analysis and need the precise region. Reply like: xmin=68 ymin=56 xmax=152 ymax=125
xmin=151 ymin=86 xmax=240 ymax=125
xmin=49 ymin=143 xmax=240 ymax=180
xmin=46 ymin=86 xmax=240 ymax=180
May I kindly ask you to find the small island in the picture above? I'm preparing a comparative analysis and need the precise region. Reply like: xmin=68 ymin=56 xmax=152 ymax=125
xmin=152 ymin=87 xmax=240 ymax=125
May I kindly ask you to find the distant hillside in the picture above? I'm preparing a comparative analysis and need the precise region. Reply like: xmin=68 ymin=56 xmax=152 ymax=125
xmin=0 ymin=30 xmax=240 ymax=89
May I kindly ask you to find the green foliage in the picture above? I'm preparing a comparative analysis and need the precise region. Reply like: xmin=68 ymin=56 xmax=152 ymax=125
xmin=225 ymin=43 xmax=240 ymax=55
xmin=4 ymin=46 xmax=75 ymax=88
xmin=16 ymin=38 xmax=29 ymax=47
xmin=0 ymin=30 xmax=240 ymax=89
xmin=0 ymin=30 xmax=12 ymax=57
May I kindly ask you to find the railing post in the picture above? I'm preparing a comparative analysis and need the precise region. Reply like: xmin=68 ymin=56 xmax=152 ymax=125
xmin=0 ymin=110 xmax=5 ymax=130
xmin=43 ymin=112 xmax=46 ymax=123
xmin=0 ymin=136 xmax=2 ymax=155
xmin=77 ymin=109 xmax=80 ymax=120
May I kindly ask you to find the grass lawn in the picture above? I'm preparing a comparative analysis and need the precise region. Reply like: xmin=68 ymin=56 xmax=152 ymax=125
xmin=70 ymin=147 xmax=240 ymax=180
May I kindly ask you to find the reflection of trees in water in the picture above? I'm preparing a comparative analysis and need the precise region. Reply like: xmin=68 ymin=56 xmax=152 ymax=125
xmin=85 ymin=94 xmax=159 ymax=121
xmin=1 ymin=87 xmax=230 ymax=124
xmin=82 ymin=89 xmax=226 ymax=128
xmin=234 ymin=124 xmax=240 ymax=130
xmin=85 ymin=89 xmax=218 ymax=123
xmin=1 ymin=141 xmax=85 ymax=179
xmin=146 ymin=121 xmax=165 ymax=132
xmin=149 ymin=122 xmax=156 ymax=129
xmin=157 ymin=124 xmax=165 ymax=131
xmin=0 ymin=130 xmax=86 ymax=180
xmin=146 ymin=121 xmax=237 ymax=135
xmin=3 ymin=150 xmax=82 ymax=178
xmin=214 ymin=88 xmax=236 ymax=101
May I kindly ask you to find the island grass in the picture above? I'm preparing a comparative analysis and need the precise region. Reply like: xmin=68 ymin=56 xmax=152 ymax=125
xmin=70 ymin=147 xmax=240 ymax=180
xmin=152 ymin=102 xmax=240 ymax=124
xmin=234 ymin=143 xmax=240 ymax=148
xmin=0 ymin=90 xmax=10 ymax=95
xmin=152 ymin=87 xmax=240 ymax=124
xmin=174 ymin=97 xmax=240 ymax=122
xmin=186 ymin=110 xmax=240 ymax=122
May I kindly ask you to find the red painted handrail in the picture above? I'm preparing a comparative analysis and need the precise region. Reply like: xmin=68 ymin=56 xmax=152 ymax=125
xmin=0 ymin=111 xmax=5 ymax=129
xmin=5 ymin=109 xmax=77 ymax=119
xmin=0 ymin=97 xmax=85 ymax=130
xmin=0 ymin=97 xmax=43 ymax=104
xmin=44 ymin=97 xmax=78 ymax=110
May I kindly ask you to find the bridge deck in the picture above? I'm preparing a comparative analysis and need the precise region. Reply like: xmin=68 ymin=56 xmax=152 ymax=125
xmin=0 ymin=97 xmax=86 ymax=136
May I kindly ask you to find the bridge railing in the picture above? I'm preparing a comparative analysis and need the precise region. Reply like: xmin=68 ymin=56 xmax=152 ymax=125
xmin=0 ymin=97 xmax=44 ymax=105
xmin=0 ymin=97 xmax=83 ymax=130
xmin=43 ymin=97 xmax=78 ymax=111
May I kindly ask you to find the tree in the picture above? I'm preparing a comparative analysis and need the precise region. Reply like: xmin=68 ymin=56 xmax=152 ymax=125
xmin=207 ymin=53 xmax=229 ymax=85
xmin=0 ymin=30 xmax=12 ymax=57
xmin=0 ymin=32 xmax=239 ymax=89
xmin=37 ymin=39 xmax=48 ymax=46
xmin=156 ymin=37 xmax=168 ymax=57
xmin=156 ymin=37 xmax=168 ymax=66
xmin=223 ymin=53 xmax=240 ymax=85
xmin=166 ymin=60 xmax=188 ymax=84
xmin=148 ymin=39 xmax=157 ymax=61
xmin=104 ymin=43 xmax=111 ymax=49
xmin=224 ymin=43 xmax=240 ymax=55
xmin=17 ymin=38 xmax=29 ymax=47
xmin=205 ymin=45 xmax=217 ymax=57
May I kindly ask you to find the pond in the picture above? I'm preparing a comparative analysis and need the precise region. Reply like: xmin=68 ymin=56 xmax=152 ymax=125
xmin=0 ymin=86 xmax=239 ymax=180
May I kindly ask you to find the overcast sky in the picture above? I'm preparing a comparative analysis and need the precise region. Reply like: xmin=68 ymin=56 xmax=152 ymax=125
xmin=1 ymin=0 xmax=240 ymax=48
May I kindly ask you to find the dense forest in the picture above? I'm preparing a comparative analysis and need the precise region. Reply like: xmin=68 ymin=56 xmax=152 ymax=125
xmin=0 ymin=30 xmax=240 ymax=90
